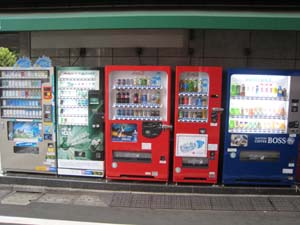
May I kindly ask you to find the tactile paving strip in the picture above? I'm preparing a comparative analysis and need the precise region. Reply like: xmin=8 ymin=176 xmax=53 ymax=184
xmin=171 ymin=195 xmax=192 ymax=209
xmin=269 ymin=197 xmax=298 ymax=211
xmin=211 ymin=197 xmax=233 ymax=211
xmin=151 ymin=195 xmax=173 ymax=209
xmin=110 ymin=193 xmax=132 ymax=207
xmin=37 ymin=193 xmax=77 ymax=205
xmin=191 ymin=196 xmax=212 ymax=210
xmin=130 ymin=194 xmax=152 ymax=208
xmin=250 ymin=197 xmax=274 ymax=211
xmin=230 ymin=197 xmax=254 ymax=211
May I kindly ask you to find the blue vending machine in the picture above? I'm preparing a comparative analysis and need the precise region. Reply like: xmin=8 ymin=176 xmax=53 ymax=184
xmin=222 ymin=69 xmax=300 ymax=186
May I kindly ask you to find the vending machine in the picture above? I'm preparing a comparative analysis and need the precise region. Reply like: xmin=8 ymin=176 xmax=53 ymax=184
xmin=56 ymin=67 xmax=104 ymax=177
xmin=0 ymin=67 xmax=56 ymax=174
xmin=105 ymin=66 xmax=172 ymax=181
xmin=173 ymin=66 xmax=223 ymax=184
xmin=223 ymin=69 xmax=300 ymax=185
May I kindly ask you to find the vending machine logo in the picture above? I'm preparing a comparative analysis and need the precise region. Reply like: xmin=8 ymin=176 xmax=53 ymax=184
xmin=267 ymin=137 xmax=287 ymax=144
xmin=254 ymin=136 xmax=293 ymax=145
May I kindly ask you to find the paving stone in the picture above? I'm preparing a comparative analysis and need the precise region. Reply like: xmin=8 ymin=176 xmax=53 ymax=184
xmin=211 ymin=197 xmax=233 ymax=211
xmin=191 ymin=196 xmax=212 ymax=210
xmin=1 ymin=191 xmax=42 ymax=205
xmin=230 ymin=197 xmax=254 ymax=211
xmin=130 ymin=194 xmax=152 ymax=208
xmin=110 ymin=193 xmax=132 ymax=207
xmin=0 ymin=190 xmax=11 ymax=200
xmin=37 ymin=193 xmax=77 ymax=205
xmin=73 ymin=194 xmax=111 ymax=207
xmin=269 ymin=197 xmax=297 ymax=211
xmin=251 ymin=197 xmax=274 ymax=211
xmin=289 ymin=197 xmax=300 ymax=211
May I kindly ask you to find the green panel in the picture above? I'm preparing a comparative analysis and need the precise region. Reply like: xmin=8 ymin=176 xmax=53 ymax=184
xmin=1 ymin=11 xmax=300 ymax=31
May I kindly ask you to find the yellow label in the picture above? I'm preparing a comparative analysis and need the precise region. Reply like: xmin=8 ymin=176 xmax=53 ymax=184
xmin=47 ymin=148 xmax=55 ymax=152
xmin=35 ymin=166 xmax=48 ymax=171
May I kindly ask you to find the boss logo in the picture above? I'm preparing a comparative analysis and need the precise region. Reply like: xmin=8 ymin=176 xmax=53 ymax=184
xmin=267 ymin=137 xmax=287 ymax=144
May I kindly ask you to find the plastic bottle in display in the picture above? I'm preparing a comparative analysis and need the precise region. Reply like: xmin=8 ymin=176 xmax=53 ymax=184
xmin=202 ymin=78 xmax=208 ymax=93
xmin=230 ymin=83 xmax=236 ymax=96
xmin=155 ymin=91 xmax=161 ymax=104
xmin=272 ymin=86 xmax=278 ymax=97
xmin=193 ymin=79 xmax=198 ymax=92
xmin=133 ymin=93 xmax=139 ymax=104
xmin=179 ymin=80 xmax=184 ymax=91
xmin=240 ymin=84 xmax=245 ymax=96
xmin=197 ymin=78 xmax=202 ymax=92
xmin=277 ymin=86 xmax=283 ymax=97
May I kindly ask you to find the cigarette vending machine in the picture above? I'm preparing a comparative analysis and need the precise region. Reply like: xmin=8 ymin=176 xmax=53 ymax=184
xmin=56 ymin=67 xmax=104 ymax=177
xmin=223 ymin=69 xmax=300 ymax=185
xmin=173 ymin=66 xmax=223 ymax=183
xmin=0 ymin=67 xmax=56 ymax=173
xmin=105 ymin=66 xmax=172 ymax=181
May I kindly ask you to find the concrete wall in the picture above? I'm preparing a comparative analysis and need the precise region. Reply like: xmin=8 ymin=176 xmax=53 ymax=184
xmin=1 ymin=30 xmax=300 ymax=70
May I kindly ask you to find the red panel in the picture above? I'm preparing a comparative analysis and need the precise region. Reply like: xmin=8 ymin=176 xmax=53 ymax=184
xmin=105 ymin=65 xmax=171 ymax=182
xmin=173 ymin=66 xmax=223 ymax=184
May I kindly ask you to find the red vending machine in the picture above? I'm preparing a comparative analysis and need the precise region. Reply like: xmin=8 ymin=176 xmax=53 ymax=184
xmin=173 ymin=66 xmax=223 ymax=184
xmin=105 ymin=66 xmax=172 ymax=182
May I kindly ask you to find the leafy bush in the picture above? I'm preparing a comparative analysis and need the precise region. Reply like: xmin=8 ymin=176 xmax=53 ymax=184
xmin=0 ymin=47 xmax=17 ymax=67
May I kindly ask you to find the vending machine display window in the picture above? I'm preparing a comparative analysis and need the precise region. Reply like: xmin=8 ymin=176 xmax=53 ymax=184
xmin=108 ymin=71 xmax=168 ymax=121
xmin=178 ymin=72 xmax=209 ymax=123
xmin=229 ymin=75 xmax=290 ymax=134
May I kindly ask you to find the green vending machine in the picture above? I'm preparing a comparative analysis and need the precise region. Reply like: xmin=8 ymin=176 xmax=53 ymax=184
xmin=56 ymin=67 xmax=104 ymax=177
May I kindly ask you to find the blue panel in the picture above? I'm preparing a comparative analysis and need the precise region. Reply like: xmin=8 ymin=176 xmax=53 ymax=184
xmin=222 ymin=69 xmax=299 ymax=186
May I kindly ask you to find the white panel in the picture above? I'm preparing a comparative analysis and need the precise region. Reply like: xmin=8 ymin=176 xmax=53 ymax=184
xmin=31 ymin=30 xmax=188 ymax=48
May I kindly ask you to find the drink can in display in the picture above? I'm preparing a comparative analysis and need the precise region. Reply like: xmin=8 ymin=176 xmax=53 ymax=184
xmin=183 ymin=111 xmax=188 ymax=118
xmin=184 ymin=96 xmax=189 ymax=105
xmin=188 ymin=96 xmax=193 ymax=105
xmin=122 ymin=79 xmax=126 ymax=85
xmin=141 ymin=93 xmax=147 ymax=104
xmin=179 ymin=96 xmax=184 ymax=105
xmin=183 ymin=79 xmax=188 ymax=91
xmin=117 ymin=109 xmax=121 ymax=116
xmin=179 ymin=110 xmax=183 ymax=119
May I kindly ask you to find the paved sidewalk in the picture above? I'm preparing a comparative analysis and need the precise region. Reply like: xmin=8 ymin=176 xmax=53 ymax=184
xmin=1 ymin=185 xmax=300 ymax=212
